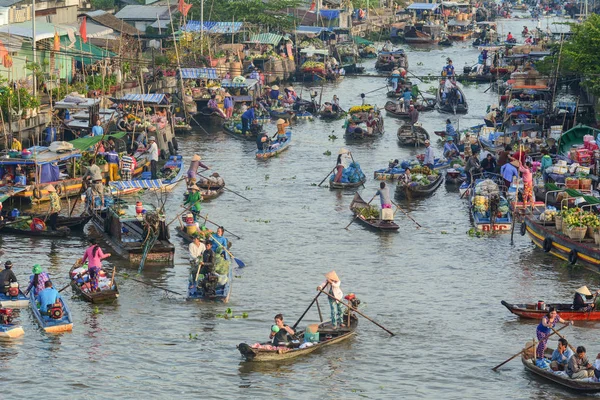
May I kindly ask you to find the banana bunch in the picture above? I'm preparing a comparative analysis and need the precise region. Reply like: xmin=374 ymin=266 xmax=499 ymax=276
xmin=301 ymin=61 xmax=325 ymax=69
xmin=349 ymin=105 xmax=374 ymax=114
xmin=473 ymin=195 xmax=488 ymax=213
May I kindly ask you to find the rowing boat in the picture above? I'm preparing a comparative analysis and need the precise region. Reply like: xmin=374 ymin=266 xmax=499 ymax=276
xmin=187 ymin=256 xmax=233 ymax=302
xmin=501 ymin=300 xmax=600 ymax=321
xmin=521 ymin=348 xmax=600 ymax=392
xmin=395 ymin=173 xmax=443 ymax=200
xmin=0 ymin=290 xmax=29 ymax=308
xmin=28 ymin=290 xmax=73 ymax=333
xmin=349 ymin=193 xmax=399 ymax=231
xmin=256 ymin=132 xmax=292 ymax=159
xmin=20 ymin=214 xmax=91 ymax=231
xmin=0 ymin=224 xmax=71 ymax=238
xmin=69 ymin=259 xmax=119 ymax=303
xmin=397 ymin=125 xmax=429 ymax=147
xmin=384 ymin=100 xmax=435 ymax=119
xmin=329 ymin=178 xmax=366 ymax=190
xmin=222 ymin=121 xmax=261 ymax=141
xmin=436 ymin=80 xmax=468 ymax=114
xmin=237 ymin=315 xmax=358 ymax=362
xmin=0 ymin=324 xmax=24 ymax=339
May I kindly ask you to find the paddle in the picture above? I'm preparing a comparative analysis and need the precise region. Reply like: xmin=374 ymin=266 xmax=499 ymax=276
xmin=491 ymin=323 xmax=570 ymax=371
xmin=318 ymin=289 xmax=395 ymax=336
xmin=345 ymin=194 xmax=377 ymax=230
xmin=318 ymin=166 xmax=336 ymax=187
xmin=103 ymin=267 xmax=184 ymax=296
xmin=210 ymin=234 xmax=246 ymax=268
xmin=197 ymin=173 xmax=251 ymax=202
xmin=392 ymin=201 xmax=422 ymax=228
xmin=194 ymin=213 xmax=242 ymax=240
xmin=291 ymin=282 xmax=329 ymax=330
xmin=315 ymin=297 xmax=324 ymax=322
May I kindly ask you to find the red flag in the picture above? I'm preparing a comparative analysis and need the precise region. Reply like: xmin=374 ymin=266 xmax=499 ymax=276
xmin=309 ymin=0 xmax=316 ymax=11
xmin=79 ymin=16 xmax=87 ymax=43
xmin=178 ymin=0 xmax=192 ymax=17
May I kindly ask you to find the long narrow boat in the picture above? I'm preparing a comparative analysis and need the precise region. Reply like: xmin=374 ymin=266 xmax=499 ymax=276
xmin=319 ymin=108 xmax=345 ymax=120
xmin=557 ymin=124 xmax=599 ymax=156
xmin=187 ymin=257 xmax=233 ymax=302
xmin=521 ymin=350 xmax=600 ymax=392
xmin=523 ymin=215 xmax=600 ymax=270
xmin=22 ymin=214 xmax=91 ymax=231
xmin=397 ymin=125 xmax=429 ymax=147
xmin=29 ymin=291 xmax=73 ymax=333
xmin=237 ymin=315 xmax=358 ymax=362
xmin=110 ymin=155 xmax=185 ymax=195
xmin=222 ymin=121 xmax=260 ymax=141
xmin=384 ymin=101 xmax=434 ymax=119
xmin=436 ymin=80 xmax=469 ymax=114
xmin=501 ymin=300 xmax=600 ymax=321
xmin=0 ymin=224 xmax=70 ymax=238
xmin=395 ymin=174 xmax=443 ymax=200
xmin=0 ymin=290 xmax=29 ymax=308
xmin=69 ymin=260 xmax=119 ymax=303
xmin=329 ymin=178 xmax=366 ymax=190
xmin=256 ymin=132 xmax=292 ymax=159
xmin=0 ymin=323 xmax=25 ymax=339
xmin=349 ymin=193 xmax=399 ymax=231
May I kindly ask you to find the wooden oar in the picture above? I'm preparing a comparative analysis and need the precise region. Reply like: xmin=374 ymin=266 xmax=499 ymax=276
xmin=210 ymin=235 xmax=246 ymax=268
xmin=491 ymin=323 xmax=570 ymax=371
xmin=197 ymin=173 xmax=251 ymax=202
xmin=551 ymin=327 xmax=577 ymax=353
xmin=103 ymin=267 xmax=184 ymax=296
xmin=318 ymin=289 xmax=395 ymax=336
xmin=318 ymin=166 xmax=336 ymax=187
xmin=345 ymin=194 xmax=377 ymax=230
xmin=316 ymin=297 xmax=324 ymax=322
xmin=166 ymin=203 xmax=197 ymax=227
xmin=58 ymin=269 xmax=90 ymax=293
xmin=291 ymin=283 xmax=329 ymax=330
xmin=392 ymin=201 xmax=422 ymax=228
xmin=195 ymin=214 xmax=242 ymax=240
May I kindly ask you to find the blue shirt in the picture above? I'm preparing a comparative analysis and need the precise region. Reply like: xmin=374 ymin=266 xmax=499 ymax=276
xmin=91 ymin=125 xmax=104 ymax=136
xmin=444 ymin=64 xmax=455 ymax=76
xmin=402 ymin=91 xmax=412 ymax=102
xmin=270 ymin=90 xmax=280 ymax=100
xmin=500 ymin=163 xmax=518 ymax=183
xmin=224 ymin=97 xmax=233 ymax=109
xmin=242 ymin=108 xmax=255 ymax=120
xmin=551 ymin=348 xmax=574 ymax=365
xmin=446 ymin=123 xmax=456 ymax=137
xmin=444 ymin=142 xmax=459 ymax=154
xmin=106 ymin=151 xmax=119 ymax=164
xmin=36 ymin=287 xmax=60 ymax=313
xmin=536 ymin=315 xmax=559 ymax=335
xmin=210 ymin=234 xmax=229 ymax=259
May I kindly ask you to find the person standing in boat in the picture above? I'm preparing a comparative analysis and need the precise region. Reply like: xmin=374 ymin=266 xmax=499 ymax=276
xmin=390 ymin=70 xmax=400 ymax=92
xmin=333 ymin=154 xmax=345 ymax=183
xmin=540 ymin=149 xmax=553 ymax=183
xmin=332 ymin=95 xmax=341 ymax=112
xmin=45 ymin=185 xmax=61 ymax=231
xmin=550 ymin=338 xmax=573 ymax=371
xmin=184 ymin=185 xmax=203 ymax=222
xmin=518 ymin=160 xmax=534 ymax=212
xmin=25 ymin=264 xmax=50 ymax=296
xmin=0 ymin=261 xmax=17 ymax=295
xmin=186 ymin=155 xmax=210 ymax=186
xmin=81 ymin=239 xmax=111 ymax=293
xmin=147 ymin=136 xmax=159 ymax=180
xmin=241 ymin=105 xmax=256 ymax=138
xmin=423 ymin=140 xmax=435 ymax=169
xmin=484 ymin=106 xmax=498 ymax=127
xmin=270 ymin=314 xmax=295 ymax=346
xmin=500 ymin=160 xmax=519 ymax=190
xmin=223 ymin=93 xmax=234 ymax=120
xmin=402 ymin=88 xmax=412 ymax=112
xmin=465 ymin=154 xmax=481 ymax=184
xmin=375 ymin=182 xmax=392 ymax=209
xmin=445 ymin=119 xmax=457 ymax=140
xmin=11 ymin=137 xmax=22 ymax=151
xmin=317 ymin=271 xmax=345 ymax=329
xmin=535 ymin=307 xmax=572 ymax=362
xmin=443 ymin=59 xmax=455 ymax=78
xmin=210 ymin=227 xmax=230 ymax=260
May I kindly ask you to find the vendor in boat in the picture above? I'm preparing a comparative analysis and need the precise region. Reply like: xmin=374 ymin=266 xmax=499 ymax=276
xmin=386 ymin=159 xmax=399 ymax=173
xmin=500 ymin=160 xmax=519 ymax=189
xmin=408 ymin=105 xmax=419 ymax=131
xmin=210 ymin=226 xmax=230 ymax=259
xmin=189 ymin=234 xmax=206 ymax=269
xmin=318 ymin=271 xmax=344 ymax=329
xmin=332 ymin=95 xmax=341 ymax=112
xmin=200 ymin=240 xmax=215 ymax=275
xmin=275 ymin=119 xmax=290 ymax=142
xmin=91 ymin=119 xmax=104 ymax=137
xmin=223 ymin=93 xmax=234 ymax=120
xmin=269 ymin=85 xmax=280 ymax=106
xmin=270 ymin=314 xmax=295 ymax=346
xmin=518 ymin=160 xmax=534 ymax=211
xmin=208 ymin=95 xmax=226 ymax=119
xmin=375 ymin=182 xmax=392 ymax=209
xmin=550 ymin=338 xmax=574 ymax=371
xmin=25 ymin=264 xmax=50 ymax=296
xmin=120 ymin=154 xmax=135 ymax=182
xmin=443 ymin=59 xmax=455 ymax=78
xmin=0 ymin=261 xmax=17 ymax=295
xmin=241 ymin=105 xmax=256 ymax=137
xmin=443 ymin=78 xmax=457 ymax=103
xmin=186 ymin=154 xmax=210 ymax=186
xmin=257 ymin=131 xmax=271 ymax=151
xmin=390 ymin=70 xmax=400 ymax=92
xmin=47 ymin=185 xmax=61 ymax=231
xmin=465 ymin=154 xmax=481 ymax=184
xmin=462 ymin=134 xmax=473 ymax=159
xmin=567 ymin=346 xmax=595 ymax=379
xmin=36 ymin=281 xmax=61 ymax=316
xmin=402 ymin=88 xmax=412 ymax=112
xmin=333 ymin=154 xmax=345 ymax=183
xmin=480 ymin=153 xmax=497 ymax=174
xmin=536 ymin=307 xmax=572 ymax=362
xmin=184 ymin=185 xmax=203 ymax=221
xmin=366 ymin=111 xmax=378 ymax=135
xmin=506 ymin=32 xmax=514 ymax=41
xmin=147 ymin=136 xmax=159 ymax=180
xmin=573 ymin=286 xmax=598 ymax=311
xmin=423 ymin=140 xmax=435 ymax=169
xmin=443 ymin=137 xmax=460 ymax=159
xmin=445 ymin=119 xmax=456 ymax=139
xmin=11 ymin=137 xmax=22 ymax=151
xmin=81 ymin=239 xmax=111 ymax=293
xmin=497 ymin=145 xmax=512 ymax=171
xmin=484 ymin=106 xmax=498 ymax=127
xmin=541 ymin=149 xmax=552 ymax=183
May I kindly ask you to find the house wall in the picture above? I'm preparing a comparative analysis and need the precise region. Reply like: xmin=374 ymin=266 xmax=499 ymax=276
xmin=0 ymin=43 xmax=73 ymax=83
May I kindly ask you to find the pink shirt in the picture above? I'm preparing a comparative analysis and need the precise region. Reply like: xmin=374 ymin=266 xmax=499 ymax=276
xmin=82 ymin=245 xmax=108 ymax=269
xmin=519 ymin=165 xmax=533 ymax=185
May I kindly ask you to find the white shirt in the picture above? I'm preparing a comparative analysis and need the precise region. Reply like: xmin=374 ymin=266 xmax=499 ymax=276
xmin=148 ymin=142 xmax=159 ymax=162
xmin=189 ymin=241 xmax=205 ymax=262
xmin=444 ymin=79 xmax=454 ymax=93
xmin=320 ymin=280 xmax=343 ymax=301
xmin=424 ymin=146 xmax=435 ymax=165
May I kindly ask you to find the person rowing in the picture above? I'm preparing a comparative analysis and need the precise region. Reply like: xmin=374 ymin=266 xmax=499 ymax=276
xmin=81 ymin=239 xmax=111 ymax=292
xmin=0 ymin=261 xmax=17 ymax=295
xmin=573 ymin=286 xmax=600 ymax=311
xmin=536 ymin=307 xmax=572 ymax=364
xmin=210 ymin=226 xmax=230 ymax=260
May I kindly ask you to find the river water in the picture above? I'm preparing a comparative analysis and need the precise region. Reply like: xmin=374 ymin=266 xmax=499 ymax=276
xmin=0 ymin=13 xmax=590 ymax=400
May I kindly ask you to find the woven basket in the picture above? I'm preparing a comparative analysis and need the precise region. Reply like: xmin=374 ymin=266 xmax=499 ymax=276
xmin=555 ymin=216 xmax=563 ymax=231
xmin=568 ymin=226 xmax=587 ymax=241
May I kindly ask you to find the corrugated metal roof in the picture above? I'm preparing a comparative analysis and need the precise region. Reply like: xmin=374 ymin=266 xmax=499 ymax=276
xmin=247 ymin=33 xmax=283 ymax=46
xmin=0 ymin=0 xmax=22 ymax=6
xmin=84 ymin=10 xmax=141 ymax=35
xmin=182 ymin=21 xmax=243 ymax=34
xmin=406 ymin=3 xmax=439 ymax=10
xmin=0 ymin=20 xmax=69 ymax=40
xmin=114 ymin=93 xmax=167 ymax=104
xmin=295 ymin=26 xmax=331 ymax=35
xmin=114 ymin=5 xmax=174 ymax=21
xmin=180 ymin=68 xmax=219 ymax=80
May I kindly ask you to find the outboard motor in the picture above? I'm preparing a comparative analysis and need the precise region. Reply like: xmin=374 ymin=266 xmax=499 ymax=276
xmin=0 ymin=308 xmax=14 ymax=324
xmin=48 ymin=301 xmax=64 ymax=320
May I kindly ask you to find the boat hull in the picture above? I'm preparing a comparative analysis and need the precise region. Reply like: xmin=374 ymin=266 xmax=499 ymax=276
xmin=501 ymin=300 xmax=600 ymax=321
xmin=0 ymin=325 xmax=24 ymax=339
xmin=29 ymin=290 xmax=73 ymax=333
xmin=0 ymin=290 xmax=30 ymax=308
xmin=522 ymin=353 xmax=600 ymax=392
xmin=256 ymin=132 xmax=292 ymax=159
xmin=395 ymin=174 xmax=443 ymax=199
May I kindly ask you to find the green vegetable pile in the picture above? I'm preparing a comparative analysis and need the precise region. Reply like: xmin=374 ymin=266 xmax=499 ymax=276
xmin=356 ymin=206 xmax=379 ymax=219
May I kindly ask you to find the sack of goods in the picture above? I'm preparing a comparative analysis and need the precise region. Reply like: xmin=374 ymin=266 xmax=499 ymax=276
xmin=380 ymin=208 xmax=394 ymax=221
xmin=475 ymin=179 xmax=499 ymax=196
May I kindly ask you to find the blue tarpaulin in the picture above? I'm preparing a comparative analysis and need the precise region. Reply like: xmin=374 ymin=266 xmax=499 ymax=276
xmin=40 ymin=163 xmax=59 ymax=184
xmin=407 ymin=3 xmax=439 ymax=10
xmin=182 ymin=21 xmax=243 ymax=33
xmin=109 ymin=180 xmax=164 ymax=190
xmin=180 ymin=68 xmax=219 ymax=80
xmin=295 ymin=25 xmax=331 ymax=35
xmin=113 ymin=94 xmax=167 ymax=104
xmin=320 ymin=9 xmax=340 ymax=20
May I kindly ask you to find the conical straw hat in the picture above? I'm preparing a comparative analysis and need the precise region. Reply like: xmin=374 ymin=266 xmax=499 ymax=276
xmin=325 ymin=270 xmax=339 ymax=281
xmin=576 ymin=286 xmax=592 ymax=296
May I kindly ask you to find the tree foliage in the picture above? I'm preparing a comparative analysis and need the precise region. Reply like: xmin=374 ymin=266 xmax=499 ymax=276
xmin=187 ymin=0 xmax=303 ymax=31
xmin=563 ymin=14 xmax=600 ymax=95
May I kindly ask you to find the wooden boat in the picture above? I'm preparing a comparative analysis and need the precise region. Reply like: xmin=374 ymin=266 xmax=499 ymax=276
xmin=375 ymin=50 xmax=408 ymax=71
xmin=469 ymin=180 xmax=512 ymax=232
xmin=22 ymin=213 xmax=91 ymax=231
xmin=557 ymin=124 xmax=599 ymax=156
xmin=237 ymin=314 xmax=358 ymax=362
xmin=521 ymin=349 xmax=600 ymax=392
xmin=187 ymin=257 xmax=233 ymax=302
xmin=329 ymin=177 xmax=366 ymax=190
xmin=436 ymin=80 xmax=468 ymax=114
xmin=256 ymin=132 xmax=292 ymax=159
xmin=0 ymin=223 xmax=70 ymax=238
xmin=0 ymin=323 xmax=24 ymax=339
xmin=174 ymin=123 xmax=193 ymax=134
xmin=88 ymin=199 xmax=175 ymax=265
xmin=319 ymin=107 xmax=345 ymax=120
xmin=501 ymin=300 xmax=600 ymax=321
xmin=69 ymin=259 xmax=119 ymax=303
xmin=445 ymin=169 xmax=466 ymax=185
xmin=268 ymin=108 xmax=295 ymax=120
xmin=403 ymin=24 xmax=442 ymax=44
xmin=395 ymin=173 xmax=443 ymax=200
xmin=0 ymin=290 xmax=29 ymax=308
xmin=345 ymin=111 xmax=384 ymax=139
xmin=28 ymin=290 xmax=73 ymax=333
xmin=112 ymin=155 xmax=184 ymax=195
xmin=523 ymin=215 xmax=600 ymax=271
xmin=384 ymin=100 xmax=435 ymax=119
xmin=222 ymin=121 xmax=262 ymax=141
xmin=397 ymin=125 xmax=429 ymax=147
xmin=386 ymin=83 xmax=414 ymax=98
xmin=374 ymin=168 xmax=405 ymax=181
xmin=349 ymin=193 xmax=399 ymax=231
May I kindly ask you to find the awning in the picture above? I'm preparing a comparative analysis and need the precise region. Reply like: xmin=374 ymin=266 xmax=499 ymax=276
xmin=247 ymin=33 xmax=283 ymax=46
xmin=319 ymin=9 xmax=340 ymax=20
xmin=295 ymin=26 xmax=331 ymax=35
xmin=110 ymin=93 xmax=168 ymax=104
xmin=300 ymin=48 xmax=329 ymax=56
xmin=407 ymin=3 xmax=439 ymax=10
xmin=54 ymin=97 xmax=102 ymax=110
xmin=221 ymin=78 xmax=258 ymax=88
xmin=505 ymin=123 xmax=541 ymax=133
xmin=60 ymin=36 xmax=116 ymax=65
xmin=0 ymin=20 xmax=69 ymax=40
xmin=447 ymin=19 xmax=471 ymax=26
xmin=60 ymin=21 xmax=113 ymax=39
xmin=0 ymin=187 xmax=26 ymax=204
xmin=109 ymin=179 xmax=164 ymax=190
xmin=150 ymin=19 xmax=171 ymax=30
xmin=180 ymin=68 xmax=219 ymax=80
xmin=0 ymin=33 xmax=23 ymax=52
xmin=70 ymin=131 xmax=128 ymax=151
xmin=182 ymin=21 xmax=243 ymax=34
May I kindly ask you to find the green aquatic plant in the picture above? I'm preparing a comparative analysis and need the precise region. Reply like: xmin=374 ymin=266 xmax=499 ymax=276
xmin=323 ymin=150 xmax=332 ymax=156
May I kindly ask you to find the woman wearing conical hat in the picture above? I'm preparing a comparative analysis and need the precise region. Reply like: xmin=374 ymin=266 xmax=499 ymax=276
xmin=318 ymin=271 xmax=344 ymax=329
xmin=573 ymin=286 xmax=598 ymax=311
